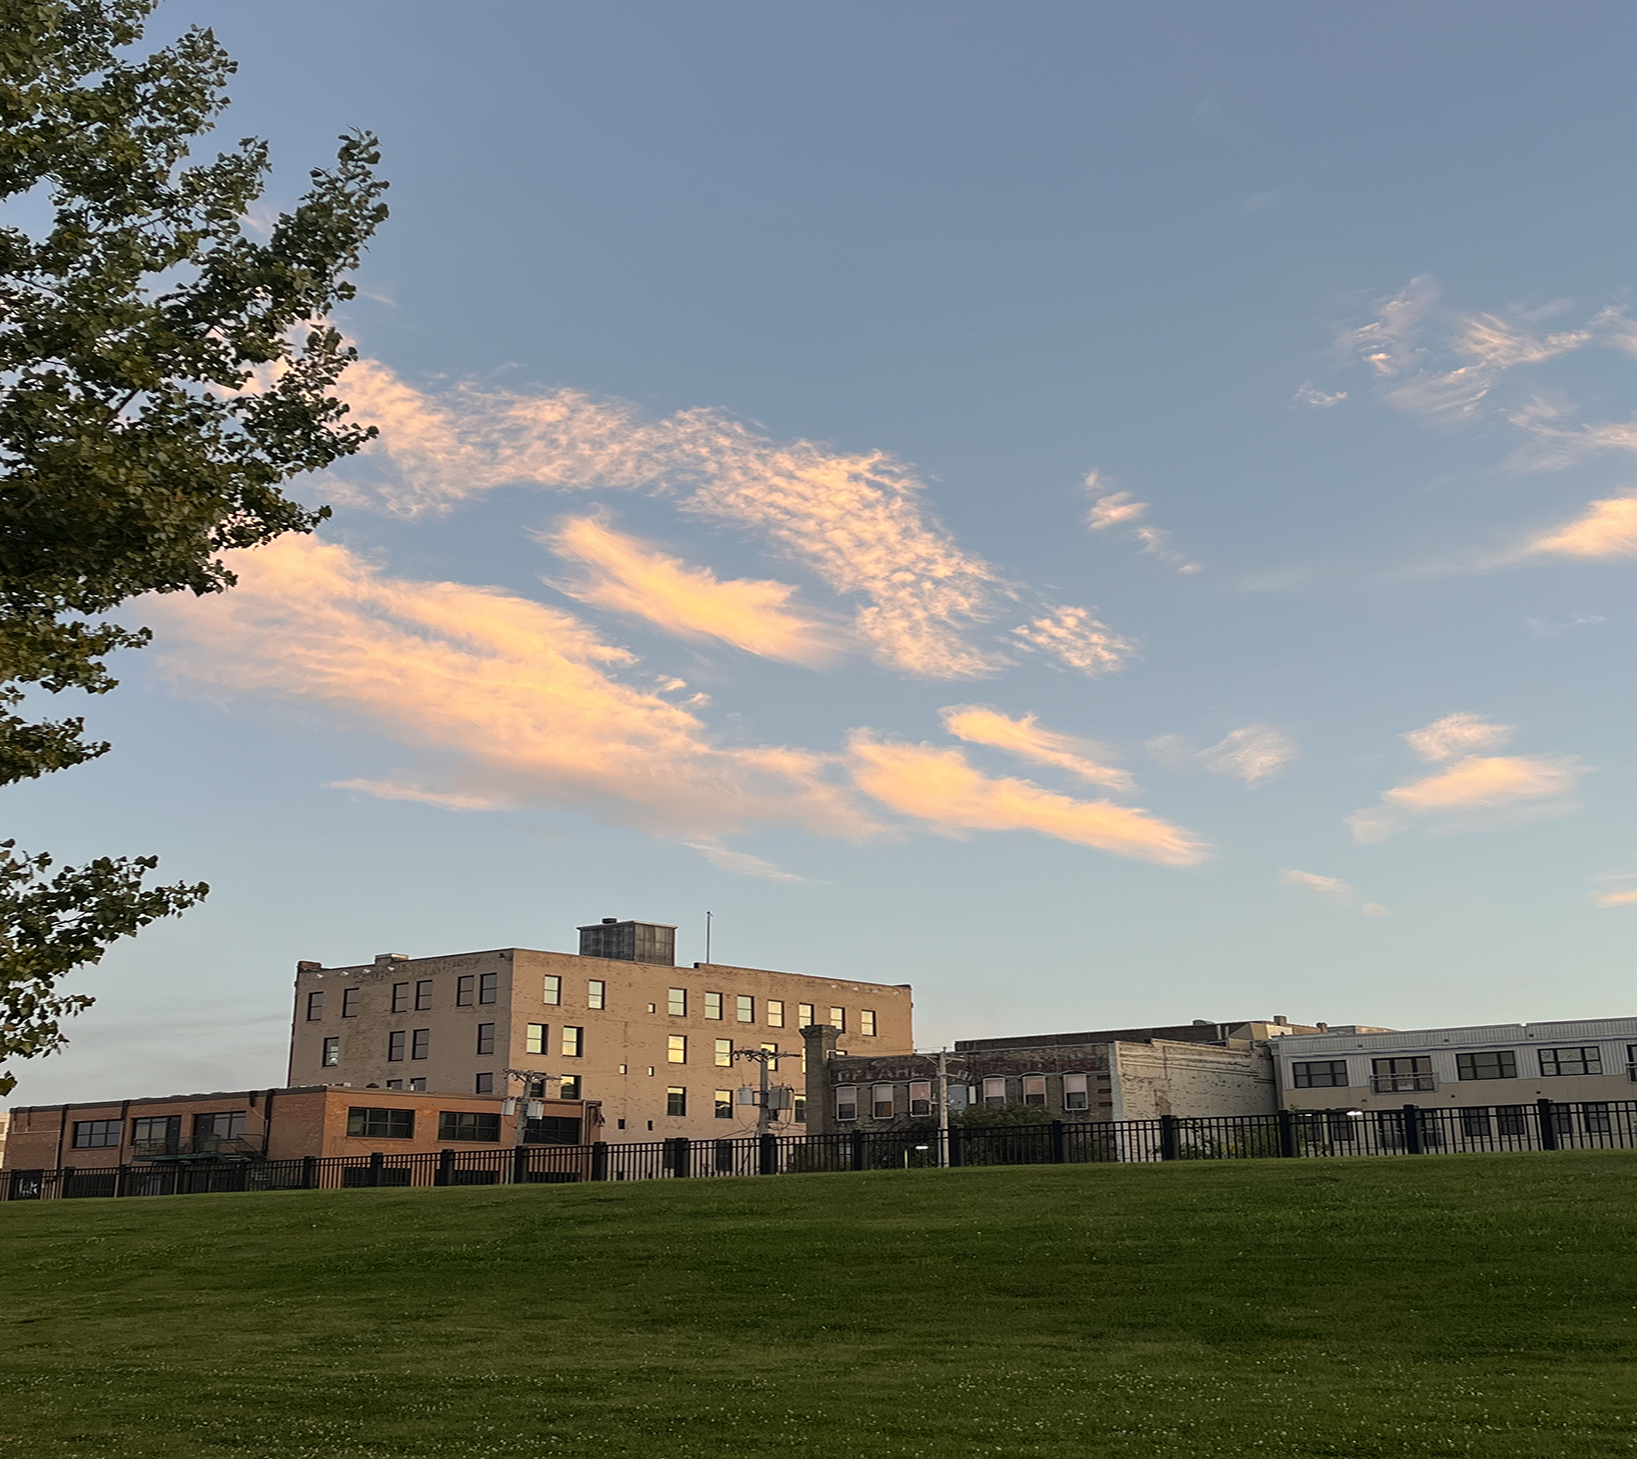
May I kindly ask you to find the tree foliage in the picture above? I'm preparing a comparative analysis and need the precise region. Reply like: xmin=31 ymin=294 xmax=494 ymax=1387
xmin=0 ymin=0 xmax=387 ymax=1089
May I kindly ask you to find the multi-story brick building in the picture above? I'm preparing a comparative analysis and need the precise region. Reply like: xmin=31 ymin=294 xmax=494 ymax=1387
xmin=289 ymin=918 xmax=915 ymax=1141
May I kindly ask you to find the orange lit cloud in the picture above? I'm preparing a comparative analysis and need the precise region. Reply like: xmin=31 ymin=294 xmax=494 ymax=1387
xmin=147 ymin=535 xmax=877 ymax=841
xmin=1008 ymin=605 xmax=1132 ymax=676
xmin=847 ymin=736 xmax=1207 ymax=865
xmin=1524 ymin=495 xmax=1637 ymax=560
xmin=939 ymin=706 xmax=1133 ymax=791
xmin=1402 ymin=712 xmax=1512 ymax=762
xmin=545 ymin=516 xmax=841 ymax=666
xmin=1348 ymin=752 xmax=1585 ymax=844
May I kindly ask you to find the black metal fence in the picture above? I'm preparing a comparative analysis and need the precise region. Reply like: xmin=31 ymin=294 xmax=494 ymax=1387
xmin=5 ymin=1099 xmax=1633 ymax=1203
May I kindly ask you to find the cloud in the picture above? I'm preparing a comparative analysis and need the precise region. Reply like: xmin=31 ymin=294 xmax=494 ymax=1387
xmin=326 ymin=359 xmax=1127 ymax=680
xmin=1295 ymin=383 xmax=1347 ymax=407
xmin=682 ymin=841 xmax=806 ymax=882
xmin=1403 ymin=712 xmax=1513 ymax=763
xmin=147 ymin=534 xmax=879 ymax=842
xmin=1337 ymin=275 xmax=1440 ymax=379
xmin=939 ymin=706 xmax=1134 ymax=791
xmin=1148 ymin=724 xmax=1295 ymax=786
xmin=1008 ymin=606 xmax=1134 ymax=676
xmin=847 ymin=736 xmax=1207 ymax=866
xmin=1522 ymin=494 xmax=1637 ymax=560
xmin=543 ymin=515 xmax=842 ymax=665
xmin=1083 ymin=475 xmax=1201 ymax=573
xmin=1593 ymin=888 xmax=1637 ymax=908
xmin=1347 ymin=752 xmax=1585 ymax=844
xmin=1383 ymin=312 xmax=1592 ymax=423
xmin=1277 ymin=869 xmax=1354 ymax=904
xmin=1361 ymin=903 xmax=1388 ymax=917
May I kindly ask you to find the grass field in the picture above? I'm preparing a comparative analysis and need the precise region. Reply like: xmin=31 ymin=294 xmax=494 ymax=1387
xmin=4 ymin=1151 xmax=1637 ymax=1458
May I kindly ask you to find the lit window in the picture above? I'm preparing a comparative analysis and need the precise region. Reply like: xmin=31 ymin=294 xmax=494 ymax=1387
xmin=715 ymin=1038 xmax=733 ymax=1067
xmin=1540 ymin=1046 xmax=1602 ymax=1077
xmin=982 ymin=1077 xmax=1006 ymax=1107
xmin=411 ymin=1029 xmax=430 ymax=1060
xmin=476 ymin=1022 xmax=496 ymax=1056
xmin=390 ymin=982 xmax=409 ymax=1014
xmin=761 ymin=1042 xmax=777 ymax=1055
xmin=1023 ymin=1075 xmax=1047 ymax=1106
xmin=305 ymin=990 xmax=324 ymax=1021
xmin=562 ymin=1026 xmax=583 ymax=1058
xmin=872 ymin=1084 xmax=895 ymax=1118
xmin=705 ymin=992 xmax=723 ymax=1020
xmin=835 ymin=1088 xmax=858 ymax=1121
xmin=543 ymin=975 xmax=561 ymax=1006
xmin=415 ymin=979 xmax=433 ymax=1011
xmin=1062 ymin=1073 xmax=1088 ymax=1110
xmin=456 ymin=975 xmax=474 ymax=1007
xmin=666 ymin=1087 xmax=687 ymax=1117
xmin=387 ymin=1031 xmax=406 ymax=1062
xmin=439 ymin=1111 xmax=501 ymax=1142
xmin=346 ymin=1107 xmax=413 ymax=1138
xmin=909 ymin=1080 xmax=932 ymax=1116
xmin=668 ymin=1035 xmax=688 ymax=1064
xmin=736 ymin=994 xmax=754 ymax=1023
xmin=1457 ymin=1051 xmax=1518 ymax=1081
xmin=475 ymin=1073 xmax=494 ymax=1095
xmin=526 ymin=1023 xmax=546 ymax=1055
xmin=479 ymin=972 xmax=498 ymax=1005
xmin=558 ymin=1076 xmax=581 ymax=1100
xmin=668 ymin=987 xmax=687 ymax=1016
xmin=322 ymin=1036 xmax=340 ymax=1067
xmin=829 ymin=1007 xmax=845 ymax=1031
xmin=767 ymin=999 xmax=785 ymax=1028
xmin=588 ymin=980 xmax=606 ymax=1010
xmin=860 ymin=1009 xmax=876 ymax=1037
xmin=715 ymin=1090 xmax=734 ymax=1119
xmin=342 ymin=987 xmax=361 ymax=1018
xmin=72 ymin=1120 xmax=120 ymax=1149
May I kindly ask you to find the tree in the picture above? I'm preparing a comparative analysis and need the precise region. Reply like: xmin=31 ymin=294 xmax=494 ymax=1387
xmin=0 ymin=0 xmax=388 ymax=1093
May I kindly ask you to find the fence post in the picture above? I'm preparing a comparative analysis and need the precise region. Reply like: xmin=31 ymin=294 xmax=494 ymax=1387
xmin=591 ymin=1141 xmax=609 ymax=1181
xmin=1049 ymin=1120 xmax=1066 ymax=1164
xmin=301 ymin=1155 xmax=318 ymax=1190
xmin=947 ymin=1125 xmax=964 ymax=1168
xmin=1537 ymin=1098 xmax=1559 ymax=1151
xmin=1159 ymin=1114 xmax=1179 ymax=1161
xmin=435 ymin=1149 xmax=455 ymax=1187
xmin=1276 ymin=1109 xmax=1298 ymax=1159
xmin=368 ymin=1151 xmax=385 ymax=1187
xmin=847 ymin=1129 xmax=866 ymax=1171
xmin=669 ymin=1136 xmax=691 ymax=1178
xmin=512 ymin=1145 xmax=530 ymax=1185
xmin=758 ymin=1132 xmax=778 ymax=1176
xmin=1401 ymin=1105 xmax=1423 ymax=1155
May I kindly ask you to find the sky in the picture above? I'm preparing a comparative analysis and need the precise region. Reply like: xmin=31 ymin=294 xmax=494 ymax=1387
xmin=10 ymin=0 xmax=1637 ymax=1106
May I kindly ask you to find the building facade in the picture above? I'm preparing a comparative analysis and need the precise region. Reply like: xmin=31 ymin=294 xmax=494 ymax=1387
xmin=1270 ymin=1018 xmax=1637 ymax=1115
xmin=288 ymin=919 xmax=914 ymax=1142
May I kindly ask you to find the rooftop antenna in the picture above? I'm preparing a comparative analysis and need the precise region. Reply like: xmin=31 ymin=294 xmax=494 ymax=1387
xmin=704 ymin=910 xmax=713 ymax=965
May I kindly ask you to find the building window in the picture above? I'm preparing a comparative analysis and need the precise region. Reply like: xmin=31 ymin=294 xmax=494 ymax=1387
xmin=456 ymin=975 xmax=474 ymax=1007
xmin=1370 ymin=1056 xmax=1432 ymax=1093
xmin=346 ymin=1107 xmax=414 ymax=1139
xmin=712 ymin=1037 xmax=732 ymax=1067
xmin=588 ymin=979 xmax=606 ymax=1010
xmin=479 ymin=972 xmax=498 ymax=1005
xmin=735 ymin=994 xmax=754 ymax=1023
xmin=558 ymin=1075 xmax=581 ymax=1100
xmin=1063 ymin=1073 xmax=1089 ymax=1110
xmin=322 ymin=1036 xmax=340 ymax=1067
xmin=793 ymin=1095 xmax=806 ymax=1124
xmin=132 ymin=1115 xmax=180 ymax=1152
xmin=1292 ymin=1060 xmax=1349 ymax=1088
xmin=342 ymin=987 xmax=361 ymax=1018
xmin=387 ymin=1031 xmax=406 ymax=1062
xmin=305 ymin=990 xmax=324 ymax=1021
xmin=829 ymin=1007 xmax=845 ymax=1031
xmin=835 ymin=1088 xmax=858 ymax=1121
xmin=1023 ymin=1075 xmax=1047 ymax=1106
xmin=386 ymin=1080 xmax=403 ymax=1090
xmin=1583 ymin=1102 xmax=1613 ymax=1135
xmin=1457 ymin=1050 xmax=1517 ymax=1081
xmin=907 ymin=1080 xmax=932 ymax=1116
xmin=1496 ymin=1105 xmax=1529 ymax=1136
xmin=872 ymin=1084 xmax=895 ymax=1118
xmin=412 ymin=1029 xmax=430 ymax=1060
xmin=438 ymin=1111 xmax=501 ymax=1142
xmin=562 ymin=1026 xmax=583 ymax=1058
xmin=1540 ymin=1046 xmax=1602 ymax=1077
xmin=72 ymin=1119 xmax=121 ymax=1149
xmin=475 ymin=1073 xmax=494 ymax=1095
xmin=1460 ymin=1108 xmax=1492 ymax=1137
xmin=767 ymin=999 xmax=784 ymax=1028
xmin=858 ymin=1009 xmax=876 ymax=1037
xmin=476 ymin=1022 xmax=496 ymax=1056
xmin=798 ymin=1003 xmax=814 ymax=1027
xmin=195 ymin=1111 xmax=246 ymax=1142
xmin=705 ymin=992 xmax=723 ymax=1020
xmin=668 ymin=1035 xmax=688 ymax=1064
xmin=408 ymin=1078 xmax=426 ymax=1092
xmin=715 ymin=1089 xmax=734 ymax=1119
xmin=543 ymin=975 xmax=562 ymax=1006
xmin=391 ymin=982 xmax=409 ymax=1014
xmin=416 ymin=979 xmax=433 ymax=1011
xmin=526 ymin=1023 xmax=546 ymax=1056
xmin=982 ymin=1077 xmax=1007 ymax=1107
xmin=666 ymin=1087 xmax=687 ymax=1117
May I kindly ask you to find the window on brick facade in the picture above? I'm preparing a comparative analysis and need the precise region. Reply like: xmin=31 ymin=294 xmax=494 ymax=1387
xmin=479 ymin=972 xmax=498 ymax=1005
xmin=346 ymin=1107 xmax=413 ymax=1139
xmin=1292 ymin=1060 xmax=1349 ymax=1088
xmin=411 ymin=1029 xmax=430 ymax=1061
xmin=767 ymin=999 xmax=784 ymax=1028
xmin=387 ymin=1031 xmax=406 ymax=1062
xmin=860 ymin=1010 xmax=876 ymax=1037
xmin=476 ymin=1023 xmax=496 ymax=1056
xmin=666 ymin=1087 xmax=687 ymax=1117
xmin=798 ymin=1003 xmax=814 ymax=1027
xmin=132 ymin=1115 xmax=181 ymax=1151
xmin=438 ymin=1111 xmax=501 ymax=1142
xmin=872 ymin=1084 xmax=894 ymax=1118
xmin=715 ymin=1090 xmax=733 ymax=1119
xmin=385 ymin=1080 xmax=402 ymax=1090
xmin=322 ymin=1036 xmax=340 ymax=1067
xmin=408 ymin=1078 xmax=425 ymax=1092
xmin=668 ymin=987 xmax=686 ymax=1016
xmin=456 ymin=975 xmax=474 ymax=1006
xmin=736 ymin=994 xmax=754 ymax=1023
xmin=526 ymin=1023 xmax=546 ymax=1055
xmin=305 ymin=990 xmax=324 ymax=1021
xmin=475 ymin=1073 xmax=494 ymax=1095
xmin=1457 ymin=1050 xmax=1517 ymax=1080
xmin=562 ymin=1026 xmax=583 ymax=1058
xmin=1023 ymin=1075 xmax=1047 ymax=1106
xmin=668 ymin=1035 xmax=688 ymax=1064
xmin=342 ymin=987 xmax=361 ymax=1018
xmin=72 ymin=1119 xmax=120 ymax=1148
xmin=415 ymin=979 xmax=433 ymax=1011
xmin=588 ymin=979 xmax=605 ymax=1010
xmin=793 ymin=1094 xmax=806 ymax=1124
xmin=835 ymin=1087 xmax=858 ymax=1121
xmin=542 ymin=975 xmax=561 ymax=1006
xmin=714 ymin=1037 xmax=733 ymax=1067
xmin=829 ymin=1007 xmax=845 ymax=1031
xmin=558 ymin=1075 xmax=581 ymax=1100
xmin=910 ymin=1080 xmax=932 ymax=1116
xmin=705 ymin=992 xmax=723 ymax=1020
xmin=1062 ymin=1073 xmax=1088 ymax=1110
xmin=982 ymin=1077 xmax=1007 ymax=1107
xmin=391 ymin=982 xmax=409 ymax=1014
xmin=195 ymin=1112 xmax=246 ymax=1142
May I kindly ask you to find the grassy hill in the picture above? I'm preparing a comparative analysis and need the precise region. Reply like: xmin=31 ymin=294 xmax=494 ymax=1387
xmin=4 ymin=1151 xmax=1637 ymax=1457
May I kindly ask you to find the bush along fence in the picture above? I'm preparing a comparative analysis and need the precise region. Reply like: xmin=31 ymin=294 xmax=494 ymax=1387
xmin=4 ymin=1098 xmax=1634 ymax=1202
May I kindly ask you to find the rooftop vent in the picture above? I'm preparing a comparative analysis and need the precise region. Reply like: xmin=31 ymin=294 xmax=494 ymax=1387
xmin=374 ymin=952 xmax=409 ymax=964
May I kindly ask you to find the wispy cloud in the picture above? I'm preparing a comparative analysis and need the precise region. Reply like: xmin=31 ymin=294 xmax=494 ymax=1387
xmin=1008 ymin=606 xmax=1134 ymax=676
xmin=682 ymin=840 xmax=806 ymax=882
xmin=1147 ymin=724 xmax=1295 ymax=786
xmin=326 ymin=359 xmax=1124 ymax=680
xmin=1348 ymin=714 xmax=1584 ymax=843
xmin=543 ymin=515 xmax=842 ymax=666
xmin=1294 ymin=382 xmax=1347 ymax=407
xmin=940 ymin=706 xmax=1134 ymax=791
xmin=1521 ymin=494 xmax=1637 ymax=560
xmin=1336 ymin=275 xmax=1439 ymax=379
xmin=1277 ymin=868 xmax=1354 ymax=904
xmin=147 ymin=535 xmax=878 ymax=842
xmin=847 ymin=736 xmax=1207 ymax=866
xmin=1083 ymin=474 xmax=1201 ymax=573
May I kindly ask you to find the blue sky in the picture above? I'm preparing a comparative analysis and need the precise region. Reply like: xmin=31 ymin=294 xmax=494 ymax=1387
xmin=10 ymin=1 xmax=1637 ymax=1105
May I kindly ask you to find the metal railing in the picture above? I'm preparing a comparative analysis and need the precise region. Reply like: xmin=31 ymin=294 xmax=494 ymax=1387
xmin=1369 ymin=1073 xmax=1437 ymax=1093
xmin=6 ymin=1099 xmax=1635 ymax=1202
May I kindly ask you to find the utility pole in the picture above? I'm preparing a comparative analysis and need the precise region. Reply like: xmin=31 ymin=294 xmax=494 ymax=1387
xmin=730 ymin=1046 xmax=801 ymax=1135
xmin=501 ymin=1067 xmax=553 ymax=1154
xmin=936 ymin=1049 xmax=950 ymax=1168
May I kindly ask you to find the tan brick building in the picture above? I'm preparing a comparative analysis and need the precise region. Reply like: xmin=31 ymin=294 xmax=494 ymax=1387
xmin=288 ymin=918 xmax=914 ymax=1141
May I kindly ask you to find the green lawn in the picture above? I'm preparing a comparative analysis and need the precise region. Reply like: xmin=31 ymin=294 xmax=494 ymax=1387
xmin=3 ymin=1151 xmax=1637 ymax=1457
